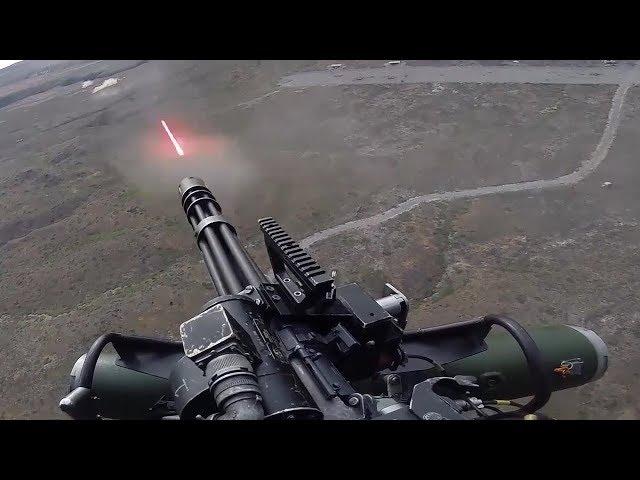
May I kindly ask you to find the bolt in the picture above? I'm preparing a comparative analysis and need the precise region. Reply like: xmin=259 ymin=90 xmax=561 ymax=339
xmin=348 ymin=396 xmax=360 ymax=406
xmin=272 ymin=295 xmax=281 ymax=301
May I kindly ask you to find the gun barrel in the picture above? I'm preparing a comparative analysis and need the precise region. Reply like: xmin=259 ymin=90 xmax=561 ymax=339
xmin=179 ymin=177 xmax=265 ymax=295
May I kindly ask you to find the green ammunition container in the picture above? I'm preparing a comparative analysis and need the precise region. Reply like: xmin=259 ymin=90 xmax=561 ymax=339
xmin=443 ymin=325 xmax=608 ymax=399
xmin=69 ymin=325 xmax=607 ymax=418
xmin=69 ymin=351 xmax=175 ymax=419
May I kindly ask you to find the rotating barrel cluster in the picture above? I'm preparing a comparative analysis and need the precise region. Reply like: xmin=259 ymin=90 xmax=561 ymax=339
xmin=179 ymin=177 xmax=265 ymax=295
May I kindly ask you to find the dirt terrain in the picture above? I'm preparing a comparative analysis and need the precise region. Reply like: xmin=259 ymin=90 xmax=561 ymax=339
xmin=0 ymin=60 xmax=638 ymax=419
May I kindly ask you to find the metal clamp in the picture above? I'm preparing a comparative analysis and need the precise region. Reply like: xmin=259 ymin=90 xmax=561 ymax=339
xmin=194 ymin=215 xmax=236 ymax=242
xmin=184 ymin=192 xmax=221 ymax=218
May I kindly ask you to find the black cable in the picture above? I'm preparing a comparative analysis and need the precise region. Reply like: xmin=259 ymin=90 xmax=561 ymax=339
xmin=76 ymin=333 xmax=120 ymax=388
xmin=482 ymin=315 xmax=552 ymax=415
xmin=464 ymin=396 xmax=489 ymax=418
xmin=481 ymin=401 xmax=521 ymax=420
xmin=481 ymin=405 xmax=504 ymax=416
xmin=405 ymin=354 xmax=447 ymax=374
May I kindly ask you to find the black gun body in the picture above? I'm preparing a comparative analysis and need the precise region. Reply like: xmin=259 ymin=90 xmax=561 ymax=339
xmin=177 ymin=178 xmax=324 ymax=419
xmin=177 ymin=178 xmax=403 ymax=419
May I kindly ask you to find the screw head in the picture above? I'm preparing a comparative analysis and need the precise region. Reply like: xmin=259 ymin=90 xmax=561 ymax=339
xmin=293 ymin=291 xmax=302 ymax=296
xmin=283 ymin=278 xmax=291 ymax=283
xmin=265 ymin=285 xmax=274 ymax=292
xmin=245 ymin=285 xmax=254 ymax=293
xmin=254 ymin=299 xmax=263 ymax=306
xmin=348 ymin=396 xmax=360 ymax=406
xmin=272 ymin=295 xmax=281 ymax=301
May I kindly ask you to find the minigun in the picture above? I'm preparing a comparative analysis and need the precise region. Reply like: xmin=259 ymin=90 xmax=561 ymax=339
xmin=60 ymin=177 xmax=608 ymax=420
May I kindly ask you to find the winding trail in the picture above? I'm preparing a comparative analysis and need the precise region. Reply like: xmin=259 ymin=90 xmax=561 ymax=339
xmin=299 ymin=80 xmax=634 ymax=249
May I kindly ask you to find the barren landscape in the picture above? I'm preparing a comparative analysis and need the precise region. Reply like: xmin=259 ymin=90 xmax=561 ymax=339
xmin=1 ymin=60 xmax=638 ymax=419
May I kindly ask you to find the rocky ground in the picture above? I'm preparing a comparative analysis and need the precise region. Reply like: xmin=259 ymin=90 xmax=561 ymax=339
xmin=0 ymin=60 xmax=637 ymax=419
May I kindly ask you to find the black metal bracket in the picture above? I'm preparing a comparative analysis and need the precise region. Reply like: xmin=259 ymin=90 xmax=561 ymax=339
xmin=193 ymin=214 xmax=236 ymax=241
xmin=179 ymin=296 xmax=261 ymax=366
xmin=259 ymin=217 xmax=334 ymax=308
xmin=182 ymin=186 xmax=221 ymax=217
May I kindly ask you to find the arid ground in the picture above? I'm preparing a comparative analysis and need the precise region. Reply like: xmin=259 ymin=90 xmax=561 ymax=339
xmin=1 ymin=60 xmax=638 ymax=419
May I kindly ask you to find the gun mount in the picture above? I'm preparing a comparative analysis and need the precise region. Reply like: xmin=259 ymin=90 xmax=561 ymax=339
xmin=60 ymin=177 xmax=608 ymax=420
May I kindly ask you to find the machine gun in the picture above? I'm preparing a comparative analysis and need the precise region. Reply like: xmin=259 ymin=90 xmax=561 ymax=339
xmin=59 ymin=177 xmax=609 ymax=420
